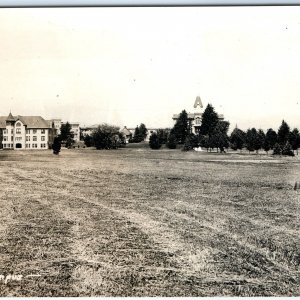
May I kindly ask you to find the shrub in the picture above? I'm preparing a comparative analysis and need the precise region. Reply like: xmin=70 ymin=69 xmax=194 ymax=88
xmin=52 ymin=137 xmax=61 ymax=155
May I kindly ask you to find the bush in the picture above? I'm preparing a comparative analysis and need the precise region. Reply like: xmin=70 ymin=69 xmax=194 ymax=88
xmin=149 ymin=133 xmax=161 ymax=149
xmin=52 ymin=137 xmax=61 ymax=155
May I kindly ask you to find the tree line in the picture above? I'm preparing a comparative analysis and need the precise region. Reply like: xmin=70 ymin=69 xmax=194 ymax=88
xmin=149 ymin=104 xmax=300 ymax=156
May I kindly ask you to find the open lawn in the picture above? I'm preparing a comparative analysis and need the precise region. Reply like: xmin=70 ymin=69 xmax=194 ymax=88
xmin=0 ymin=147 xmax=299 ymax=296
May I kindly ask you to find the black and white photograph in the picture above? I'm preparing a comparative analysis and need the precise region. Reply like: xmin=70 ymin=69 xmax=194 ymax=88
xmin=0 ymin=5 xmax=299 ymax=297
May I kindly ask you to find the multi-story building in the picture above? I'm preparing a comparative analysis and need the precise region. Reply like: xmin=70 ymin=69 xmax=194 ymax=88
xmin=0 ymin=112 xmax=57 ymax=150
xmin=172 ymin=96 xmax=224 ymax=134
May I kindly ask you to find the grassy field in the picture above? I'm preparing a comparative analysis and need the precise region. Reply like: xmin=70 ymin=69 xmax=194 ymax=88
xmin=0 ymin=147 xmax=299 ymax=296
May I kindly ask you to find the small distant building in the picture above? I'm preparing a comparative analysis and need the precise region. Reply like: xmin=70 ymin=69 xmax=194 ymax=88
xmin=80 ymin=124 xmax=100 ymax=139
xmin=172 ymin=96 xmax=224 ymax=134
xmin=120 ymin=126 xmax=132 ymax=143
xmin=69 ymin=122 xmax=80 ymax=142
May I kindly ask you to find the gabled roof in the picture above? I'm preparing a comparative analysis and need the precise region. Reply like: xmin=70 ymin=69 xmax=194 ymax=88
xmin=121 ymin=126 xmax=132 ymax=136
xmin=0 ymin=115 xmax=51 ymax=129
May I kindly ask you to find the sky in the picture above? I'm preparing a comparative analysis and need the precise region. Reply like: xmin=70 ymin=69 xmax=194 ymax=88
xmin=0 ymin=6 xmax=300 ymax=132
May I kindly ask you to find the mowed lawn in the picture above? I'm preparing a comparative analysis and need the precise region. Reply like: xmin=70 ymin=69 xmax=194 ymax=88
xmin=0 ymin=147 xmax=299 ymax=296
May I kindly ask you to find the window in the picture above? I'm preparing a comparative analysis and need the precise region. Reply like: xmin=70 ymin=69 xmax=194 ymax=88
xmin=27 ymin=144 xmax=30 ymax=148
xmin=3 ymin=129 xmax=7 ymax=134
xmin=16 ymin=122 xmax=21 ymax=127
xmin=41 ymin=143 xmax=46 ymax=148
xmin=33 ymin=136 xmax=37 ymax=141
xmin=32 ymin=129 xmax=37 ymax=134
xmin=32 ymin=143 xmax=37 ymax=148
xmin=41 ymin=136 xmax=45 ymax=141
xmin=195 ymin=118 xmax=201 ymax=125
xmin=11 ymin=129 xmax=13 ymax=134
xmin=26 ymin=129 xmax=30 ymax=134
xmin=15 ymin=137 xmax=22 ymax=141
xmin=26 ymin=136 xmax=30 ymax=141
xmin=41 ymin=129 xmax=45 ymax=134
xmin=16 ymin=128 xmax=21 ymax=134
xmin=11 ymin=136 xmax=13 ymax=141
xmin=3 ymin=144 xmax=6 ymax=148
xmin=3 ymin=136 xmax=7 ymax=141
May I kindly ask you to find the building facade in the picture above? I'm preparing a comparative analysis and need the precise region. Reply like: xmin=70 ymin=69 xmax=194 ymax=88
xmin=0 ymin=113 xmax=57 ymax=150
xmin=172 ymin=96 xmax=224 ymax=134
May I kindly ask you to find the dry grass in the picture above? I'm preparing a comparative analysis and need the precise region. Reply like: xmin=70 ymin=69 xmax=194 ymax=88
xmin=0 ymin=147 xmax=299 ymax=296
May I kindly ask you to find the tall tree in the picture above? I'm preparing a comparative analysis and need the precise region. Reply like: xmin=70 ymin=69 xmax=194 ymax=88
xmin=52 ymin=136 xmax=61 ymax=155
xmin=277 ymin=120 xmax=290 ymax=146
xmin=245 ymin=128 xmax=257 ymax=153
xmin=166 ymin=130 xmax=177 ymax=149
xmin=59 ymin=122 xmax=75 ymax=147
xmin=265 ymin=128 xmax=278 ymax=149
xmin=230 ymin=127 xmax=245 ymax=151
xmin=172 ymin=110 xmax=189 ymax=144
xmin=288 ymin=128 xmax=300 ymax=155
xmin=210 ymin=121 xmax=230 ymax=152
xmin=132 ymin=123 xmax=148 ymax=142
xmin=200 ymin=104 xmax=219 ymax=136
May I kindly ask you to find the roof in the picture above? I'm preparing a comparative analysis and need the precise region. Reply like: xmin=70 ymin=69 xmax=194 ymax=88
xmin=121 ymin=126 xmax=132 ymax=136
xmin=6 ymin=112 xmax=15 ymax=121
xmin=0 ymin=115 xmax=51 ymax=129
xmin=194 ymin=96 xmax=203 ymax=109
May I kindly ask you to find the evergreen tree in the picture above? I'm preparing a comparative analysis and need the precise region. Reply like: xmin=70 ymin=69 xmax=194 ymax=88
xmin=254 ymin=129 xmax=265 ymax=153
xmin=172 ymin=110 xmax=189 ymax=144
xmin=211 ymin=121 xmax=230 ymax=152
xmin=59 ymin=122 xmax=74 ymax=146
xmin=230 ymin=127 xmax=245 ymax=151
xmin=132 ymin=123 xmax=148 ymax=142
xmin=149 ymin=132 xmax=162 ymax=149
xmin=52 ymin=136 xmax=61 ymax=155
xmin=156 ymin=128 xmax=170 ymax=144
xmin=278 ymin=120 xmax=290 ymax=146
xmin=245 ymin=128 xmax=257 ymax=153
xmin=166 ymin=131 xmax=177 ymax=149
xmin=288 ymin=128 xmax=300 ymax=155
xmin=200 ymin=104 xmax=219 ymax=136
xmin=265 ymin=128 xmax=278 ymax=149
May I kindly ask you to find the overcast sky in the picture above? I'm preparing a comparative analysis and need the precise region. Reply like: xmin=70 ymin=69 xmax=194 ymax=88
xmin=0 ymin=7 xmax=300 ymax=131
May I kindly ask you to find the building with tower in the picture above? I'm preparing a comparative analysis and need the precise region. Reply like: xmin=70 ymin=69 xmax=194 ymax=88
xmin=0 ymin=112 xmax=59 ymax=150
xmin=172 ymin=96 xmax=224 ymax=134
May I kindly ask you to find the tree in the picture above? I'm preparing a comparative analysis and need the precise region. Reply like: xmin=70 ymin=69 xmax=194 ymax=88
xmin=277 ymin=120 xmax=290 ymax=146
xmin=200 ymin=104 xmax=219 ymax=136
xmin=245 ymin=128 xmax=258 ymax=153
xmin=59 ymin=122 xmax=75 ymax=148
xmin=92 ymin=124 xmax=121 ymax=150
xmin=156 ymin=128 xmax=170 ymax=144
xmin=255 ymin=129 xmax=265 ymax=153
xmin=210 ymin=121 xmax=230 ymax=153
xmin=230 ymin=127 xmax=245 ymax=151
xmin=166 ymin=130 xmax=177 ymax=149
xmin=265 ymin=128 xmax=278 ymax=149
xmin=132 ymin=123 xmax=148 ymax=142
xmin=149 ymin=132 xmax=162 ymax=149
xmin=288 ymin=128 xmax=300 ymax=155
xmin=172 ymin=110 xmax=190 ymax=144
xmin=52 ymin=136 xmax=61 ymax=155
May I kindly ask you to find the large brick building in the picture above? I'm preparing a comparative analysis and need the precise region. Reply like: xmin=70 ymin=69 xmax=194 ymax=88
xmin=0 ymin=112 xmax=58 ymax=150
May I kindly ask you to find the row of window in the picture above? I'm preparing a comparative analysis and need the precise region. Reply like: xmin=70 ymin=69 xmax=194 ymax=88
xmin=2 ymin=143 xmax=48 ymax=149
xmin=3 ymin=136 xmax=46 ymax=142
xmin=26 ymin=143 xmax=47 ymax=148
xmin=3 ymin=129 xmax=47 ymax=134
